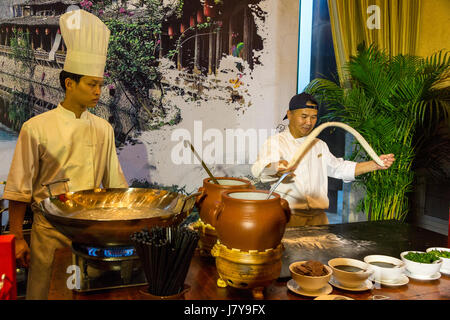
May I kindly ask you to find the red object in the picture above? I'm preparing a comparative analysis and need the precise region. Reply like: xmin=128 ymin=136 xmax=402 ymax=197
xmin=197 ymin=9 xmax=204 ymax=24
xmin=180 ymin=23 xmax=186 ymax=34
xmin=57 ymin=28 xmax=61 ymax=34
xmin=45 ymin=28 xmax=50 ymax=35
xmin=0 ymin=235 xmax=17 ymax=300
xmin=203 ymin=0 xmax=215 ymax=17
xmin=168 ymin=25 xmax=174 ymax=38
xmin=190 ymin=16 xmax=196 ymax=27
xmin=35 ymin=28 xmax=39 ymax=35
xmin=447 ymin=208 xmax=449 ymax=248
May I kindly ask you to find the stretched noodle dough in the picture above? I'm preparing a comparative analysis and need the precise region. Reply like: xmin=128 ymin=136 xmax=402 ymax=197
xmin=286 ymin=122 xmax=384 ymax=169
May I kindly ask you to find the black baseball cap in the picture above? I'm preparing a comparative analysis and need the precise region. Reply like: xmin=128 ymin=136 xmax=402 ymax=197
xmin=283 ymin=93 xmax=319 ymax=120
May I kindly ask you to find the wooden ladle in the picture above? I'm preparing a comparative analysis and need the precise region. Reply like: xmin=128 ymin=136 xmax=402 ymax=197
xmin=184 ymin=140 xmax=220 ymax=184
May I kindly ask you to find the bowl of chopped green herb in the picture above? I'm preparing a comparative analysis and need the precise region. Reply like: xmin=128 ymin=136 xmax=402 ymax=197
xmin=400 ymin=251 xmax=442 ymax=277
xmin=426 ymin=247 xmax=450 ymax=275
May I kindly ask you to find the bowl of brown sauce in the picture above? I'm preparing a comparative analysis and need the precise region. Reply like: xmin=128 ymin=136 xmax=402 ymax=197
xmin=328 ymin=258 xmax=373 ymax=288
xmin=364 ymin=255 xmax=405 ymax=282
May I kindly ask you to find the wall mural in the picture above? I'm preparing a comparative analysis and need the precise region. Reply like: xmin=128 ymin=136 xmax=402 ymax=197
xmin=0 ymin=0 xmax=300 ymax=196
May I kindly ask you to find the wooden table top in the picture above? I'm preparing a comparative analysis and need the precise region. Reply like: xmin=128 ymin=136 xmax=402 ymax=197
xmin=48 ymin=221 xmax=450 ymax=300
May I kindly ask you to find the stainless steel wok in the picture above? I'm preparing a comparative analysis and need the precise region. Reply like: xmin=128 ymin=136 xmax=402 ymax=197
xmin=39 ymin=188 xmax=197 ymax=247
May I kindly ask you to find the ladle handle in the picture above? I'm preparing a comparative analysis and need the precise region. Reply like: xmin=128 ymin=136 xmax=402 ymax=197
xmin=184 ymin=140 xmax=220 ymax=184
xmin=266 ymin=172 xmax=290 ymax=200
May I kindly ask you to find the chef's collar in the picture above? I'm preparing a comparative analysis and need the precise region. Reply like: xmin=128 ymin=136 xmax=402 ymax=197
xmin=57 ymin=103 xmax=89 ymax=120
xmin=285 ymin=127 xmax=307 ymax=143
xmin=295 ymin=136 xmax=307 ymax=143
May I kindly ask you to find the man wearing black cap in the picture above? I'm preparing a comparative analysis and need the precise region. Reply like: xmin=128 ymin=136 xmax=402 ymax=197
xmin=251 ymin=93 xmax=395 ymax=226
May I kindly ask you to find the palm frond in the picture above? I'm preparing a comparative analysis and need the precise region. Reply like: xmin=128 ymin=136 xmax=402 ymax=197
xmin=306 ymin=43 xmax=450 ymax=221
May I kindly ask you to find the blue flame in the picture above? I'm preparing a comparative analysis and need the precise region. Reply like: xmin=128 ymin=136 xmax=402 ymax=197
xmin=85 ymin=246 xmax=135 ymax=258
xmin=104 ymin=248 xmax=135 ymax=258
xmin=87 ymin=247 xmax=99 ymax=257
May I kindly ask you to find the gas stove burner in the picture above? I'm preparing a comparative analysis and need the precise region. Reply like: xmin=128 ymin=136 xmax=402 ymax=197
xmin=70 ymin=243 xmax=146 ymax=292
xmin=86 ymin=246 xmax=135 ymax=258
xmin=72 ymin=243 xmax=138 ymax=261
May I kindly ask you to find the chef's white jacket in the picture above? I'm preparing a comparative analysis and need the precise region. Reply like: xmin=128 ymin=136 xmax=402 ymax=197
xmin=3 ymin=104 xmax=128 ymax=206
xmin=2 ymin=104 xmax=128 ymax=299
xmin=251 ymin=129 xmax=356 ymax=212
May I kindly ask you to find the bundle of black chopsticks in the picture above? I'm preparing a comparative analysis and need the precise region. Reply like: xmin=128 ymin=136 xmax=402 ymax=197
xmin=131 ymin=226 xmax=199 ymax=296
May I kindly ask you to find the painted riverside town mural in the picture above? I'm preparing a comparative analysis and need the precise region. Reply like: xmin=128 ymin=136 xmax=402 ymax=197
xmin=0 ymin=0 xmax=300 ymax=196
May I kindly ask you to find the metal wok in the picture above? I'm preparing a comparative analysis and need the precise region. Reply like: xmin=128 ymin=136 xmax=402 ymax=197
xmin=39 ymin=188 xmax=197 ymax=247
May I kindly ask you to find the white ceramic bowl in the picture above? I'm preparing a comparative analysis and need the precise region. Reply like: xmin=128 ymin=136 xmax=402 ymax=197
xmin=400 ymin=251 xmax=442 ymax=277
xmin=426 ymin=247 xmax=450 ymax=273
xmin=363 ymin=255 xmax=405 ymax=282
xmin=328 ymin=258 xmax=373 ymax=288
xmin=289 ymin=261 xmax=332 ymax=292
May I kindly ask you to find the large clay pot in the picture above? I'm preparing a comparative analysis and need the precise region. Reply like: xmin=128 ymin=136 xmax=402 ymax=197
xmin=212 ymin=190 xmax=291 ymax=252
xmin=195 ymin=177 xmax=254 ymax=227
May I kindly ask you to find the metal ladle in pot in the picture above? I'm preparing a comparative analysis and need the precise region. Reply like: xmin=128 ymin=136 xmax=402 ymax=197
xmin=266 ymin=172 xmax=291 ymax=200
xmin=184 ymin=140 xmax=220 ymax=184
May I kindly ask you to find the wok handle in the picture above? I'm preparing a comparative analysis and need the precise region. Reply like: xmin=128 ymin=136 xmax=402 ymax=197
xmin=41 ymin=178 xmax=70 ymax=199
xmin=180 ymin=192 xmax=202 ymax=215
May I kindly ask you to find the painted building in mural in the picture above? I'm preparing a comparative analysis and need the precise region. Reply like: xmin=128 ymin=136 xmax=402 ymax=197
xmin=0 ymin=0 xmax=300 ymax=196
xmin=0 ymin=0 xmax=75 ymax=132
xmin=150 ymin=0 xmax=300 ymax=193
xmin=0 ymin=0 xmax=137 ymax=145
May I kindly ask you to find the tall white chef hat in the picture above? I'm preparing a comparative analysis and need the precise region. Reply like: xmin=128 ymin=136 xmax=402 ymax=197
xmin=59 ymin=9 xmax=110 ymax=77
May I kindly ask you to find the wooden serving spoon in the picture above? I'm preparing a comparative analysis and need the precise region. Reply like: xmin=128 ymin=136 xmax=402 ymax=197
xmin=184 ymin=140 xmax=220 ymax=184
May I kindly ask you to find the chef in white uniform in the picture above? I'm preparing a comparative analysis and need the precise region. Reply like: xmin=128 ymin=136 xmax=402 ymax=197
xmin=3 ymin=9 xmax=128 ymax=299
xmin=251 ymin=93 xmax=395 ymax=227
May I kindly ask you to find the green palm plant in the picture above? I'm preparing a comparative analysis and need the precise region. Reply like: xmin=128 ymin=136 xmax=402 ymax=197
xmin=305 ymin=43 xmax=449 ymax=221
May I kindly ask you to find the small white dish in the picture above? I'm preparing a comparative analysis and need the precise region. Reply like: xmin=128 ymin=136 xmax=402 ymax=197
xmin=329 ymin=276 xmax=373 ymax=291
xmin=289 ymin=261 xmax=333 ymax=291
xmin=314 ymin=294 xmax=354 ymax=300
xmin=328 ymin=258 xmax=373 ymax=288
xmin=370 ymin=274 xmax=409 ymax=287
xmin=400 ymin=251 xmax=442 ymax=277
xmin=287 ymin=279 xmax=333 ymax=297
xmin=364 ymin=255 xmax=405 ymax=282
xmin=439 ymin=268 xmax=450 ymax=276
xmin=405 ymin=270 xmax=441 ymax=281
xmin=426 ymin=247 xmax=450 ymax=274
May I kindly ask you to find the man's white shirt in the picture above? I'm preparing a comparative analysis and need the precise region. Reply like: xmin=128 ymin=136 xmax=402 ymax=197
xmin=251 ymin=129 xmax=356 ymax=211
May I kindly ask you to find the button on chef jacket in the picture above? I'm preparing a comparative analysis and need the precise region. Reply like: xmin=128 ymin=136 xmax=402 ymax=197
xmin=251 ymin=129 xmax=357 ymax=211
xmin=3 ymin=104 xmax=128 ymax=206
